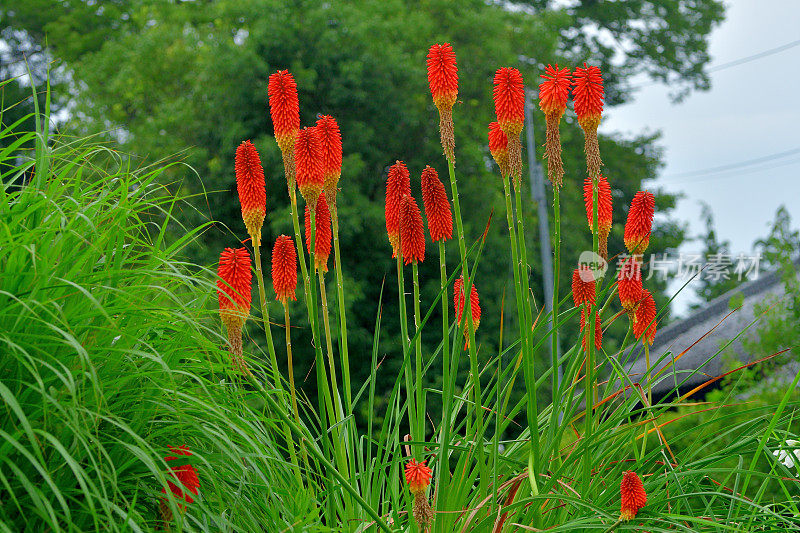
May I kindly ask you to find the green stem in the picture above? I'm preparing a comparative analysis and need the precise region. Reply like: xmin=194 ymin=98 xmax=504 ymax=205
xmin=412 ymin=261 xmax=425 ymax=451
xmin=284 ymin=303 xmax=309 ymax=472
xmin=397 ymin=253 xmax=418 ymax=457
xmin=318 ymin=271 xmax=343 ymax=421
xmin=435 ymin=240 xmax=451 ymax=518
xmin=331 ymin=209 xmax=352 ymax=415
xmin=583 ymin=159 xmax=600 ymax=495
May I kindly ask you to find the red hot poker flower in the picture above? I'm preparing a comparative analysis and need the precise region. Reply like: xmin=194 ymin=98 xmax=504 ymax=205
xmin=400 ymin=195 xmax=425 ymax=264
xmin=294 ymin=127 xmax=325 ymax=208
xmin=315 ymin=115 xmax=342 ymax=205
xmin=162 ymin=445 xmax=200 ymax=509
xmin=620 ymin=471 xmax=647 ymax=521
xmin=454 ymin=276 xmax=481 ymax=347
xmin=235 ymin=140 xmax=266 ymax=246
xmin=217 ymin=247 xmax=252 ymax=328
xmin=488 ymin=121 xmax=509 ymax=176
xmin=624 ymin=191 xmax=655 ymax=255
xmin=538 ymin=64 xmax=572 ymax=117
xmin=572 ymin=63 xmax=605 ymax=130
xmin=385 ymin=161 xmax=412 ymax=257
xmin=268 ymin=70 xmax=300 ymax=154
xmin=405 ymin=459 xmax=433 ymax=494
xmin=420 ymin=166 xmax=452 ymax=242
xmin=580 ymin=308 xmax=602 ymax=351
xmin=583 ymin=174 xmax=613 ymax=259
xmin=427 ymin=43 xmax=458 ymax=110
xmin=618 ymin=257 xmax=643 ymax=313
xmin=571 ymin=267 xmax=596 ymax=308
xmin=633 ymin=289 xmax=657 ymax=345
xmin=305 ymin=193 xmax=333 ymax=273
xmin=272 ymin=235 xmax=297 ymax=305
xmin=493 ymin=67 xmax=525 ymax=135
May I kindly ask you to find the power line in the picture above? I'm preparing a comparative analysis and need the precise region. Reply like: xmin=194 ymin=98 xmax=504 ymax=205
xmin=669 ymin=156 xmax=800 ymax=184
xmin=664 ymin=147 xmax=800 ymax=179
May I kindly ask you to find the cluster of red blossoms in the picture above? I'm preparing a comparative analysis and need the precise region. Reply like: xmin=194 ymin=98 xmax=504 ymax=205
xmin=158 ymin=445 xmax=200 ymax=525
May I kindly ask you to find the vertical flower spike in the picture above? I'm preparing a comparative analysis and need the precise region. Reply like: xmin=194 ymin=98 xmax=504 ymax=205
xmin=294 ymin=126 xmax=325 ymax=209
xmin=583 ymin=175 xmax=613 ymax=260
xmin=305 ymin=193 xmax=333 ymax=273
xmin=571 ymin=267 xmax=596 ymax=308
xmin=620 ymin=471 xmax=647 ymax=521
xmin=454 ymin=276 xmax=481 ymax=348
xmin=400 ymin=194 xmax=426 ymax=264
xmin=633 ymin=289 xmax=657 ymax=345
xmin=217 ymin=247 xmax=252 ymax=374
xmin=618 ymin=256 xmax=643 ymax=315
xmin=493 ymin=67 xmax=525 ymax=187
xmin=488 ymin=122 xmax=510 ymax=177
xmin=573 ymin=63 xmax=605 ymax=181
xmin=624 ymin=191 xmax=655 ymax=255
xmin=272 ymin=235 xmax=298 ymax=305
xmin=159 ymin=445 xmax=200 ymax=526
xmin=580 ymin=308 xmax=602 ymax=351
xmin=268 ymin=70 xmax=301 ymax=155
xmin=538 ymin=64 xmax=572 ymax=188
xmin=420 ymin=166 xmax=453 ymax=242
xmin=427 ymin=43 xmax=459 ymax=162
xmin=385 ymin=161 xmax=412 ymax=257
xmin=315 ymin=115 xmax=342 ymax=208
xmin=405 ymin=460 xmax=434 ymax=529
xmin=235 ymin=140 xmax=267 ymax=247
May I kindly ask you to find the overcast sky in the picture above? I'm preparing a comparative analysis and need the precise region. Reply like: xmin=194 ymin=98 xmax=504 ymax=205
xmin=600 ymin=0 xmax=800 ymax=313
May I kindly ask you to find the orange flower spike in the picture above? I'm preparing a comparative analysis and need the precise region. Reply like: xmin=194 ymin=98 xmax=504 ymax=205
xmin=633 ymin=289 xmax=657 ymax=345
xmin=488 ymin=121 xmax=510 ymax=177
xmin=624 ymin=191 xmax=655 ymax=255
xmin=271 ymin=235 xmax=298 ymax=304
xmin=404 ymin=459 xmax=433 ymax=494
xmin=620 ymin=471 xmax=647 ymax=521
xmin=571 ymin=267 xmax=596 ymax=308
xmin=420 ymin=166 xmax=452 ymax=242
xmin=617 ymin=257 xmax=643 ymax=314
xmin=583 ymin=175 xmax=613 ymax=259
xmin=580 ymin=308 xmax=602 ymax=351
xmin=217 ymin=247 xmax=252 ymax=329
xmin=162 ymin=445 xmax=200 ymax=507
xmin=315 ymin=115 xmax=342 ymax=206
xmin=294 ymin=126 xmax=325 ymax=209
xmin=400 ymin=195 xmax=425 ymax=264
xmin=427 ymin=43 xmax=459 ymax=162
xmin=305 ymin=194 xmax=333 ymax=273
xmin=268 ymin=70 xmax=300 ymax=154
xmin=493 ymin=67 xmax=525 ymax=187
xmin=385 ymin=161 xmax=411 ymax=257
xmin=235 ymin=140 xmax=267 ymax=246
xmin=454 ymin=276 xmax=481 ymax=347
xmin=572 ymin=63 xmax=605 ymax=131
xmin=538 ymin=64 xmax=572 ymax=118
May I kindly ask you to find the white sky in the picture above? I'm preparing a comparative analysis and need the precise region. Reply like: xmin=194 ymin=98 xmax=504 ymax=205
xmin=600 ymin=0 xmax=800 ymax=314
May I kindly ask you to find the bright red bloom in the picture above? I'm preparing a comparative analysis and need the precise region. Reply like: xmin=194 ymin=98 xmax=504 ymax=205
xmin=572 ymin=63 xmax=604 ymax=129
xmin=162 ymin=445 xmax=200 ymax=509
xmin=488 ymin=121 xmax=509 ymax=175
xmin=583 ymin=175 xmax=613 ymax=234
xmin=427 ymin=43 xmax=458 ymax=110
xmin=235 ymin=140 xmax=266 ymax=244
xmin=618 ymin=257 xmax=643 ymax=312
xmin=217 ymin=247 xmax=252 ymax=326
xmin=633 ymin=289 xmax=657 ymax=345
xmin=624 ymin=191 xmax=655 ymax=254
xmin=493 ymin=67 xmax=525 ymax=135
xmin=571 ymin=267 xmax=596 ymax=308
xmin=315 ymin=115 xmax=342 ymax=202
xmin=268 ymin=70 xmax=300 ymax=153
xmin=580 ymin=308 xmax=602 ymax=351
xmin=620 ymin=471 xmax=647 ymax=520
xmin=385 ymin=161 xmax=412 ymax=257
xmin=454 ymin=276 xmax=481 ymax=347
xmin=420 ymin=166 xmax=452 ymax=242
xmin=538 ymin=64 xmax=572 ymax=116
xmin=400 ymin=195 xmax=425 ymax=264
xmin=294 ymin=126 xmax=325 ymax=207
xmin=405 ymin=459 xmax=433 ymax=494
xmin=271 ymin=235 xmax=297 ymax=304
xmin=305 ymin=193 xmax=333 ymax=273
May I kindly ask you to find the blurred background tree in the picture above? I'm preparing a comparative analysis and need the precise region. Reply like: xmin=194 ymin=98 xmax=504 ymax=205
xmin=1 ymin=0 xmax=724 ymax=426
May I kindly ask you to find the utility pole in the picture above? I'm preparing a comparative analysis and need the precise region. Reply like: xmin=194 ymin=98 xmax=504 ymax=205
xmin=524 ymin=88 xmax=562 ymax=388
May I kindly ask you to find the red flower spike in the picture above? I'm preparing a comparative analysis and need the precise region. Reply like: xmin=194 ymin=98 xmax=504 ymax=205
xmin=420 ymin=166 xmax=452 ymax=242
xmin=272 ymin=235 xmax=297 ymax=304
xmin=580 ymin=308 xmax=602 ymax=351
xmin=493 ymin=67 xmax=525 ymax=135
xmin=624 ymin=191 xmax=655 ymax=254
xmin=404 ymin=459 xmax=433 ymax=494
xmin=454 ymin=276 xmax=481 ymax=347
xmin=427 ymin=43 xmax=458 ymax=111
xmin=235 ymin=140 xmax=266 ymax=246
xmin=385 ymin=161 xmax=412 ymax=257
xmin=617 ymin=257 xmax=643 ymax=313
xmin=633 ymin=289 xmax=657 ymax=345
xmin=571 ymin=267 xmax=596 ymax=308
xmin=572 ymin=63 xmax=605 ymax=130
xmin=161 ymin=445 xmax=200 ymax=509
xmin=620 ymin=471 xmax=647 ymax=521
xmin=217 ymin=247 xmax=252 ymax=328
xmin=583 ymin=174 xmax=613 ymax=259
xmin=400 ymin=195 xmax=425 ymax=264
xmin=538 ymin=64 xmax=572 ymax=117
xmin=315 ymin=115 xmax=342 ymax=204
xmin=305 ymin=193 xmax=333 ymax=273
xmin=488 ymin=121 xmax=510 ymax=176
xmin=268 ymin=70 xmax=300 ymax=154
xmin=294 ymin=127 xmax=325 ymax=208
